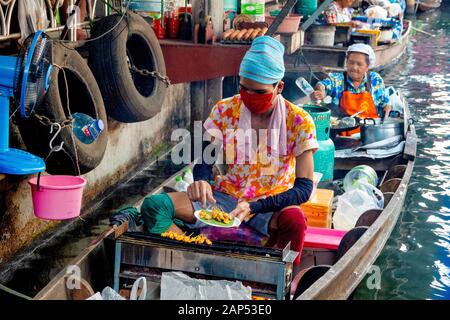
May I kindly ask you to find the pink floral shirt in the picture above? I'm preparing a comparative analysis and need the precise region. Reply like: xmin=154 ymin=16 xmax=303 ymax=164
xmin=204 ymin=95 xmax=318 ymax=201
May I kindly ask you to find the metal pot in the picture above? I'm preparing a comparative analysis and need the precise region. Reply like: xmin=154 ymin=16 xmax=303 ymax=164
xmin=360 ymin=118 xmax=404 ymax=145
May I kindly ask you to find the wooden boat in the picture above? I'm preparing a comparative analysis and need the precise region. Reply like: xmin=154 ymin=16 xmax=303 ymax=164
xmin=30 ymin=99 xmax=417 ymax=300
xmin=417 ymin=0 xmax=442 ymax=12
xmin=285 ymin=20 xmax=412 ymax=73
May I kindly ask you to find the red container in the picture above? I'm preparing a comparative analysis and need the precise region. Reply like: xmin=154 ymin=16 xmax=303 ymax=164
xmin=178 ymin=6 xmax=192 ymax=15
xmin=153 ymin=18 xmax=166 ymax=39
xmin=167 ymin=10 xmax=180 ymax=38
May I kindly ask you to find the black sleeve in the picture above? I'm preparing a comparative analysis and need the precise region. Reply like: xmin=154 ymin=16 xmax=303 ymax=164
xmin=193 ymin=140 xmax=214 ymax=182
xmin=249 ymin=177 xmax=313 ymax=214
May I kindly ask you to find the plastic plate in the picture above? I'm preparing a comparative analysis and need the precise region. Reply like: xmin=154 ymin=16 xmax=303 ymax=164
xmin=194 ymin=210 xmax=241 ymax=228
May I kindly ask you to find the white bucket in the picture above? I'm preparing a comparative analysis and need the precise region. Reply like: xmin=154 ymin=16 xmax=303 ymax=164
xmin=309 ymin=25 xmax=336 ymax=46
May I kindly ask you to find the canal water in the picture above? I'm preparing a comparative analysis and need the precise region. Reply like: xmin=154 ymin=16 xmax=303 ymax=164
xmin=354 ymin=5 xmax=450 ymax=300
xmin=1 ymin=6 xmax=449 ymax=300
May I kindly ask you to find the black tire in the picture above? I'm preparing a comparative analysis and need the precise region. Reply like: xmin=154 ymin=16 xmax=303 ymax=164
xmin=88 ymin=13 xmax=168 ymax=123
xmin=17 ymin=42 xmax=108 ymax=175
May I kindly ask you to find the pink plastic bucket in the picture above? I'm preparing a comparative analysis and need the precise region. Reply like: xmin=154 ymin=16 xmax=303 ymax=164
xmin=28 ymin=175 xmax=87 ymax=220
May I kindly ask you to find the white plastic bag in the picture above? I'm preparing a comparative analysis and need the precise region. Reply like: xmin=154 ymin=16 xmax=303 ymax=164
xmin=387 ymin=3 xmax=402 ymax=17
xmin=160 ymin=272 xmax=252 ymax=300
xmin=365 ymin=5 xmax=388 ymax=19
xmin=386 ymin=86 xmax=404 ymax=114
xmin=18 ymin=0 xmax=49 ymax=43
xmin=333 ymin=182 xmax=384 ymax=230
xmin=130 ymin=277 xmax=147 ymax=300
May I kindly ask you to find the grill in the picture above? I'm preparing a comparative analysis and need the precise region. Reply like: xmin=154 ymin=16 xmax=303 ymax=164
xmin=113 ymin=232 xmax=298 ymax=300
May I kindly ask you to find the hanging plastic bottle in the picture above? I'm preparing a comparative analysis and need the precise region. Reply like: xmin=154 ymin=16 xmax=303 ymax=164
xmin=183 ymin=168 xmax=194 ymax=184
xmin=72 ymin=113 xmax=104 ymax=145
xmin=295 ymin=77 xmax=314 ymax=96
xmin=174 ymin=176 xmax=190 ymax=192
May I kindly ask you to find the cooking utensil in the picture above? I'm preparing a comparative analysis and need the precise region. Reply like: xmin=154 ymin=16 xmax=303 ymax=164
xmin=330 ymin=116 xmax=362 ymax=137
xmin=341 ymin=110 xmax=364 ymax=127
xmin=352 ymin=134 xmax=403 ymax=152
xmin=360 ymin=118 xmax=404 ymax=145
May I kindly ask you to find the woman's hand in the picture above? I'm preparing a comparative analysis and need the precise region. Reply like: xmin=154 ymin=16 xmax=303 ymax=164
xmin=351 ymin=21 xmax=361 ymax=29
xmin=186 ymin=180 xmax=216 ymax=208
xmin=229 ymin=200 xmax=252 ymax=222
xmin=311 ymin=90 xmax=325 ymax=101
xmin=383 ymin=105 xmax=392 ymax=121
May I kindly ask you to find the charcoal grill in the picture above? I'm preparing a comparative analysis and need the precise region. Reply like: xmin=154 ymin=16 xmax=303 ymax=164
xmin=113 ymin=232 xmax=298 ymax=300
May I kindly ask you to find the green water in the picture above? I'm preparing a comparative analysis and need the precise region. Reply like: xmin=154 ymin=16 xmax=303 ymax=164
xmin=354 ymin=6 xmax=450 ymax=300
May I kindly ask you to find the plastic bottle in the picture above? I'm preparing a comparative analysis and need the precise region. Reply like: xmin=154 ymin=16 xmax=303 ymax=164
xmin=183 ymin=168 xmax=194 ymax=184
xmin=295 ymin=77 xmax=314 ymax=96
xmin=241 ymin=0 xmax=265 ymax=22
xmin=343 ymin=165 xmax=378 ymax=192
xmin=174 ymin=176 xmax=190 ymax=192
xmin=72 ymin=113 xmax=104 ymax=145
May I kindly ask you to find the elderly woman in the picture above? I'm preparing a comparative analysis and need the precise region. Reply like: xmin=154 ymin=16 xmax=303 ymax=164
xmin=117 ymin=36 xmax=319 ymax=271
xmin=311 ymin=43 xmax=391 ymax=124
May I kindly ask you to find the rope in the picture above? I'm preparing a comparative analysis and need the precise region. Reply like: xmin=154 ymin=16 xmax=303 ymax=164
xmin=53 ymin=63 xmax=81 ymax=177
xmin=0 ymin=283 xmax=32 ymax=300
xmin=58 ymin=0 xmax=130 ymax=44
xmin=9 ymin=105 xmax=20 ymax=120
xmin=0 ymin=0 xmax=13 ymax=6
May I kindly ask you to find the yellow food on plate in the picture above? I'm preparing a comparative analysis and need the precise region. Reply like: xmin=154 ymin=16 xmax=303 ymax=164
xmin=210 ymin=206 xmax=232 ymax=223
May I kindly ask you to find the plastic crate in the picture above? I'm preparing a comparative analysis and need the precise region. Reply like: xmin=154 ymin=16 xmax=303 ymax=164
xmin=300 ymin=188 xmax=334 ymax=228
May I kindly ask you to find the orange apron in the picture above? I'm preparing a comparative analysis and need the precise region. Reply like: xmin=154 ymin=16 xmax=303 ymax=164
xmin=339 ymin=72 xmax=378 ymax=136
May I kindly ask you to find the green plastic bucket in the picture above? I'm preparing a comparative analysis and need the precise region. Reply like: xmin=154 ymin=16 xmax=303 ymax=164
xmin=295 ymin=0 xmax=318 ymax=19
xmin=303 ymin=105 xmax=334 ymax=181
xmin=303 ymin=105 xmax=331 ymax=141
xmin=314 ymin=139 xmax=335 ymax=182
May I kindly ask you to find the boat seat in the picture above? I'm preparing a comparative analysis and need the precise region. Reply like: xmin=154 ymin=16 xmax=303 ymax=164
xmin=304 ymin=227 xmax=347 ymax=250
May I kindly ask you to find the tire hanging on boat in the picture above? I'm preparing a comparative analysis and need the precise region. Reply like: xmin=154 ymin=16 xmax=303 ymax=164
xmin=17 ymin=42 xmax=108 ymax=175
xmin=88 ymin=13 xmax=168 ymax=123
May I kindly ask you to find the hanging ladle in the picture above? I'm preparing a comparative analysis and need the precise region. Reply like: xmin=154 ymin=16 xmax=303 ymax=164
xmin=341 ymin=110 xmax=364 ymax=127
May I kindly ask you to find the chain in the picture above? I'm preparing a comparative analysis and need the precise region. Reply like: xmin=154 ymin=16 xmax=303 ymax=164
xmin=129 ymin=65 xmax=171 ymax=87
xmin=34 ymin=113 xmax=73 ymax=129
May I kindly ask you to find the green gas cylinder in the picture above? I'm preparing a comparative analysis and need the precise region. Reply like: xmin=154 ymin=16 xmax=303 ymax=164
xmin=303 ymin=105 xmax=335 ymax=181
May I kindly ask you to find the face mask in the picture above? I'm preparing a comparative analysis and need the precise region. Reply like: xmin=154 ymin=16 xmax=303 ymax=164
xmin=239 ymin=86 xmax=277 ymax=114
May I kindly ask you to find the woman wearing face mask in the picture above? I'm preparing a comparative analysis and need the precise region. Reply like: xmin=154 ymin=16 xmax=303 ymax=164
xmin=132 ymin=36 xmax=318 ymax=271
xmin=311 ymin=44 xmax=391 ymax=134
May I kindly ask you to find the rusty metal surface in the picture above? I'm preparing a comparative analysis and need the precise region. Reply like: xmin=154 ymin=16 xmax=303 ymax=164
xmin=160 ymin=40 xmax=250 ymax=84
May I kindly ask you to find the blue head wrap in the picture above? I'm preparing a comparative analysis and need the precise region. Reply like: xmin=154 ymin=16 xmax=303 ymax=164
xmin=239 ymin=36 xmax=285 ymax=85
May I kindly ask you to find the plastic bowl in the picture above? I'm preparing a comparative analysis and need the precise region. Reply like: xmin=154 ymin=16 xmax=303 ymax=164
xmin=265 ymin=14 xmax=302 ymax=34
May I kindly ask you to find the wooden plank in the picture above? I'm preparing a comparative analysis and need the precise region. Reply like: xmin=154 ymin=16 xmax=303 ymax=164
xmin=279 ymin=31 xmax=303 ymax=54
xmin=403 ymin=131 xmax=418 ymax=161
